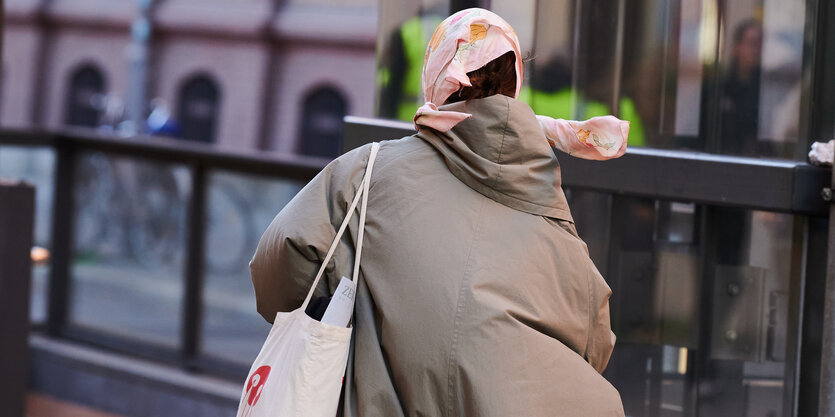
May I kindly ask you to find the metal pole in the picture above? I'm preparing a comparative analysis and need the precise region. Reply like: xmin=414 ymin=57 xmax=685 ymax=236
xmin=47 ymin=142 xmax=76 ymax=335
xmin=819 ymin=147 xmax=835 ymax=416
xmin=180 ymin=163 xmax=207 ymax=365
xmin=256 ymin=0 xmax=285 ymax=150
xmin=0 ymin=180 xmax=35 ymax=417
xmin=125 ymin=0 xmax=153 ymax=133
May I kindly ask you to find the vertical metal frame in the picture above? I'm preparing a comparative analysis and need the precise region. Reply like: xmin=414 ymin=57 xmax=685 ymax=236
xmin=799 ymin=216 xmax=829 ymax=417
xmin=657 ymin=0 xmax=682 ymax=138
xmin=819 ymin=164 xmax=835 ymax=417
xmin=181 ymin=162 xmax=207 ymax=365
xmin=784 ymin=216 xmax=810 ymax=417
xmin=0 ymin=181 xmax=35 ymax=417
xmin=568 ymin=0 xmax=583 ymax=120
xmin=700 ymin=0 xmax=724 ymax=154
xmin=801 ymin=0 xmax=835 ymax=415
xmin=801 ymin=0 xmax=835 ymax=153
xmin=610 ymin=0 xmax=626 ymax=115
xmin=693 ymin=205 xmax=726 ymax=417
xmin=47 ymin=139 xmax=75 ymax=335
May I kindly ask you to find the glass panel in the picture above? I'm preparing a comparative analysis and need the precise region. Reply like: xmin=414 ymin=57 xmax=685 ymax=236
xmin=523 ymin=1 xmax=580 ymax=119
xmin=69 ymin=152 xmax=189 ymax=348
xmin=617 ymin=0 xmax=807 ymax=157
xmin=488 ymin=0 xmax=537 ymax=63
xmin=200 ymin=170 xmax=305 ymax=363
xmin=696 ymin=208 xmax=794 ymax=417
xmin=715 ymin=0 xmax=806 ymax=158
xmin=376 ymin=0 xmax=810 ymax=158
xmin=0 ymin=146 xmax=55 ymax=323
xmin=600 ymin=198 xmax=796 ymax=417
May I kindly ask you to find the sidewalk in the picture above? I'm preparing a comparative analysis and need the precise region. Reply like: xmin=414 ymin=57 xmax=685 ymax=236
xmin=27 ymin=393 xmax=125 ymax=417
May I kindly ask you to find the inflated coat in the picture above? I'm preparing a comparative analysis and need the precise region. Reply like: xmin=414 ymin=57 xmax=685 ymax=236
xmin=250 ymin=95 xmax=624 ymax=416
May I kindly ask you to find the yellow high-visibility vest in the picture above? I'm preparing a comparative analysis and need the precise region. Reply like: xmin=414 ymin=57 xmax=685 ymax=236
xmin=520 ymin=85 xmax=645 ymax=146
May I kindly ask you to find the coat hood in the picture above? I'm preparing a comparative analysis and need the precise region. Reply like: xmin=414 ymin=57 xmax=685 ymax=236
xmin=416 ymin=94 xmax=573 ymax=222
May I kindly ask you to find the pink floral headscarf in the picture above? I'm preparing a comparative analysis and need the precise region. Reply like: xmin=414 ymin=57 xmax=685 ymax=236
xmin=414 ymin=8 xmax=628 ymax=160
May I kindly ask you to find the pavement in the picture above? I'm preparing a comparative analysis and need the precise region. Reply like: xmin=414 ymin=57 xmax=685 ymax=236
xmin=27 ymin=393 xmax=125 ymax=417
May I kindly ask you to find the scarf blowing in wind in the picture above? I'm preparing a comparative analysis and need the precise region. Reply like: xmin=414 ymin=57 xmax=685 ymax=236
xmin=414 ymin=8 xmax=629 ymax=161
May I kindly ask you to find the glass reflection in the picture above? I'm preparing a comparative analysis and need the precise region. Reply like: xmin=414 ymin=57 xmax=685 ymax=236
xmin=200 ymin=171 xmax=304 ymax=363
xmin=591 ymin=198 xmax=796 ymax=417
xmin=376 ymin=0 xmax=449 ymax=121
xmin=375 ymin=0 xmax=809 ymax=158
xmin=720 ymin=0 xmax=805 ymax=158
xmin=697 ymin=209 xmax=793 ymax=417
xmin=717 ymin=19 xmax=764 ymax=156
xmin=69 ymin=152 xmax=189 ymax=348
xmin=0 ymin=146 xmax=55 ymax=323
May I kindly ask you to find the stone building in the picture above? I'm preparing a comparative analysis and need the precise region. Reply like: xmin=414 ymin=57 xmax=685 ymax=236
xmin=2 ymin=0 xmax=378 ymax=157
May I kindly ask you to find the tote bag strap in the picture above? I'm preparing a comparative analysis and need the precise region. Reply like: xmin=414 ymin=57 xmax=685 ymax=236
xmin=301 ymin=142 xmax=380 ymax=311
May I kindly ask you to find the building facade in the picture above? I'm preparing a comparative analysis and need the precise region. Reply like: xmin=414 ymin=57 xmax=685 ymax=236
xmin=2 ymin=0 xmax=378 ymax=156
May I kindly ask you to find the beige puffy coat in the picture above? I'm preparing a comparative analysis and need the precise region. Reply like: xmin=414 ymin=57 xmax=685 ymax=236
xmin=250 ymin=95 xmax=624 ymax=416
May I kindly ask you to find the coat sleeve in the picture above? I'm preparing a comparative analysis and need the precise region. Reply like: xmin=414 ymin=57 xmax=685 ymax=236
xmin=584 ymin=267 xmax=617 ymax=374
xmin=249 ymin=146 xmax=370 ymax=323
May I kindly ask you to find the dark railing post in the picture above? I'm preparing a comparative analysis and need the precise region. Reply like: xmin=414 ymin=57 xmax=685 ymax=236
xmin=47 ymin=142 xmax=76 ymax=335
xmin=820 ymin=156 xmax=835 ymax=417
xmin=0 ymin=180 xmax=35 ymax=417
xmin=181 ymin=162 xmax=207 ymax=365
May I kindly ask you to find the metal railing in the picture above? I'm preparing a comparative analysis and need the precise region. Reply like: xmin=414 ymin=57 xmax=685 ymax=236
xmin=344 ymin=115 xmax=830 ymax=216
xmin=342 ymin=115 xmax=833 ymax=416
xmin=1 ymin=128 xmax=329 ymax=377
xmin=2 ymin=121 xmax=834 ymax=415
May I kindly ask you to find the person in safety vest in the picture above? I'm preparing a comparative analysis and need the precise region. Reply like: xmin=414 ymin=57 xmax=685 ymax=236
xmin=377 ymin=13 xmax=443 ymax=121
xmin=519 ymin=57 xmax=645 ymax=147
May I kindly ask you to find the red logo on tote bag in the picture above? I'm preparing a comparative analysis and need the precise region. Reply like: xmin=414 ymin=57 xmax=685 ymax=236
xmin=246 ymin=366 xmax=271 ymax=406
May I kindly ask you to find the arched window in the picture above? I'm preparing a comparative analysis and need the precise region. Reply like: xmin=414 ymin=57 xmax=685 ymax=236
xmin=65 ymin=65 xmax=106 ymax=127
xmin=298 ymin=87 xmax=348 ymax=158
xmin=177 ymin=74 xmax=220 ymax=143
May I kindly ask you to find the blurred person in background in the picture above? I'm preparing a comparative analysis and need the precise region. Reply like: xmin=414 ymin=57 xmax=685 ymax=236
xmin=719 ymin=19 xmax=765 ymax=156
xmin=143 ymin=98 xmax=182 ymax=138
xmin=520 ymin=57 xmax=646 ymax=147
xmin=94 ymin=94 xmax=130 ymax=135
xmin=377 ymin=5 xmax=445 ymax=122
xmin=251 ymin=8 xmax=629 ymax=416
xmin=518 ymin=58 xmax=606 ymax=119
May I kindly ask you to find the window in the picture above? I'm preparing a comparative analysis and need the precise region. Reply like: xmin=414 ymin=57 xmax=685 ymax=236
xmin=65 ymin=64 xmax=106 ymax=128
xmin=298 ymin=86 xmax=348 ymax=158
xmin=177 ymin=74 xmax=220 ymax=143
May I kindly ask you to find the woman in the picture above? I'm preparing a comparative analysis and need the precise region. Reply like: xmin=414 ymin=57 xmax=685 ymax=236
xmin=250 ymin=8 xmax=627 ymax=416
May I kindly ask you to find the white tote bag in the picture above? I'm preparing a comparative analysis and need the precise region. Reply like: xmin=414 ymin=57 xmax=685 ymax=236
xmin=236 ymin=142 xmax=380 ymax=417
